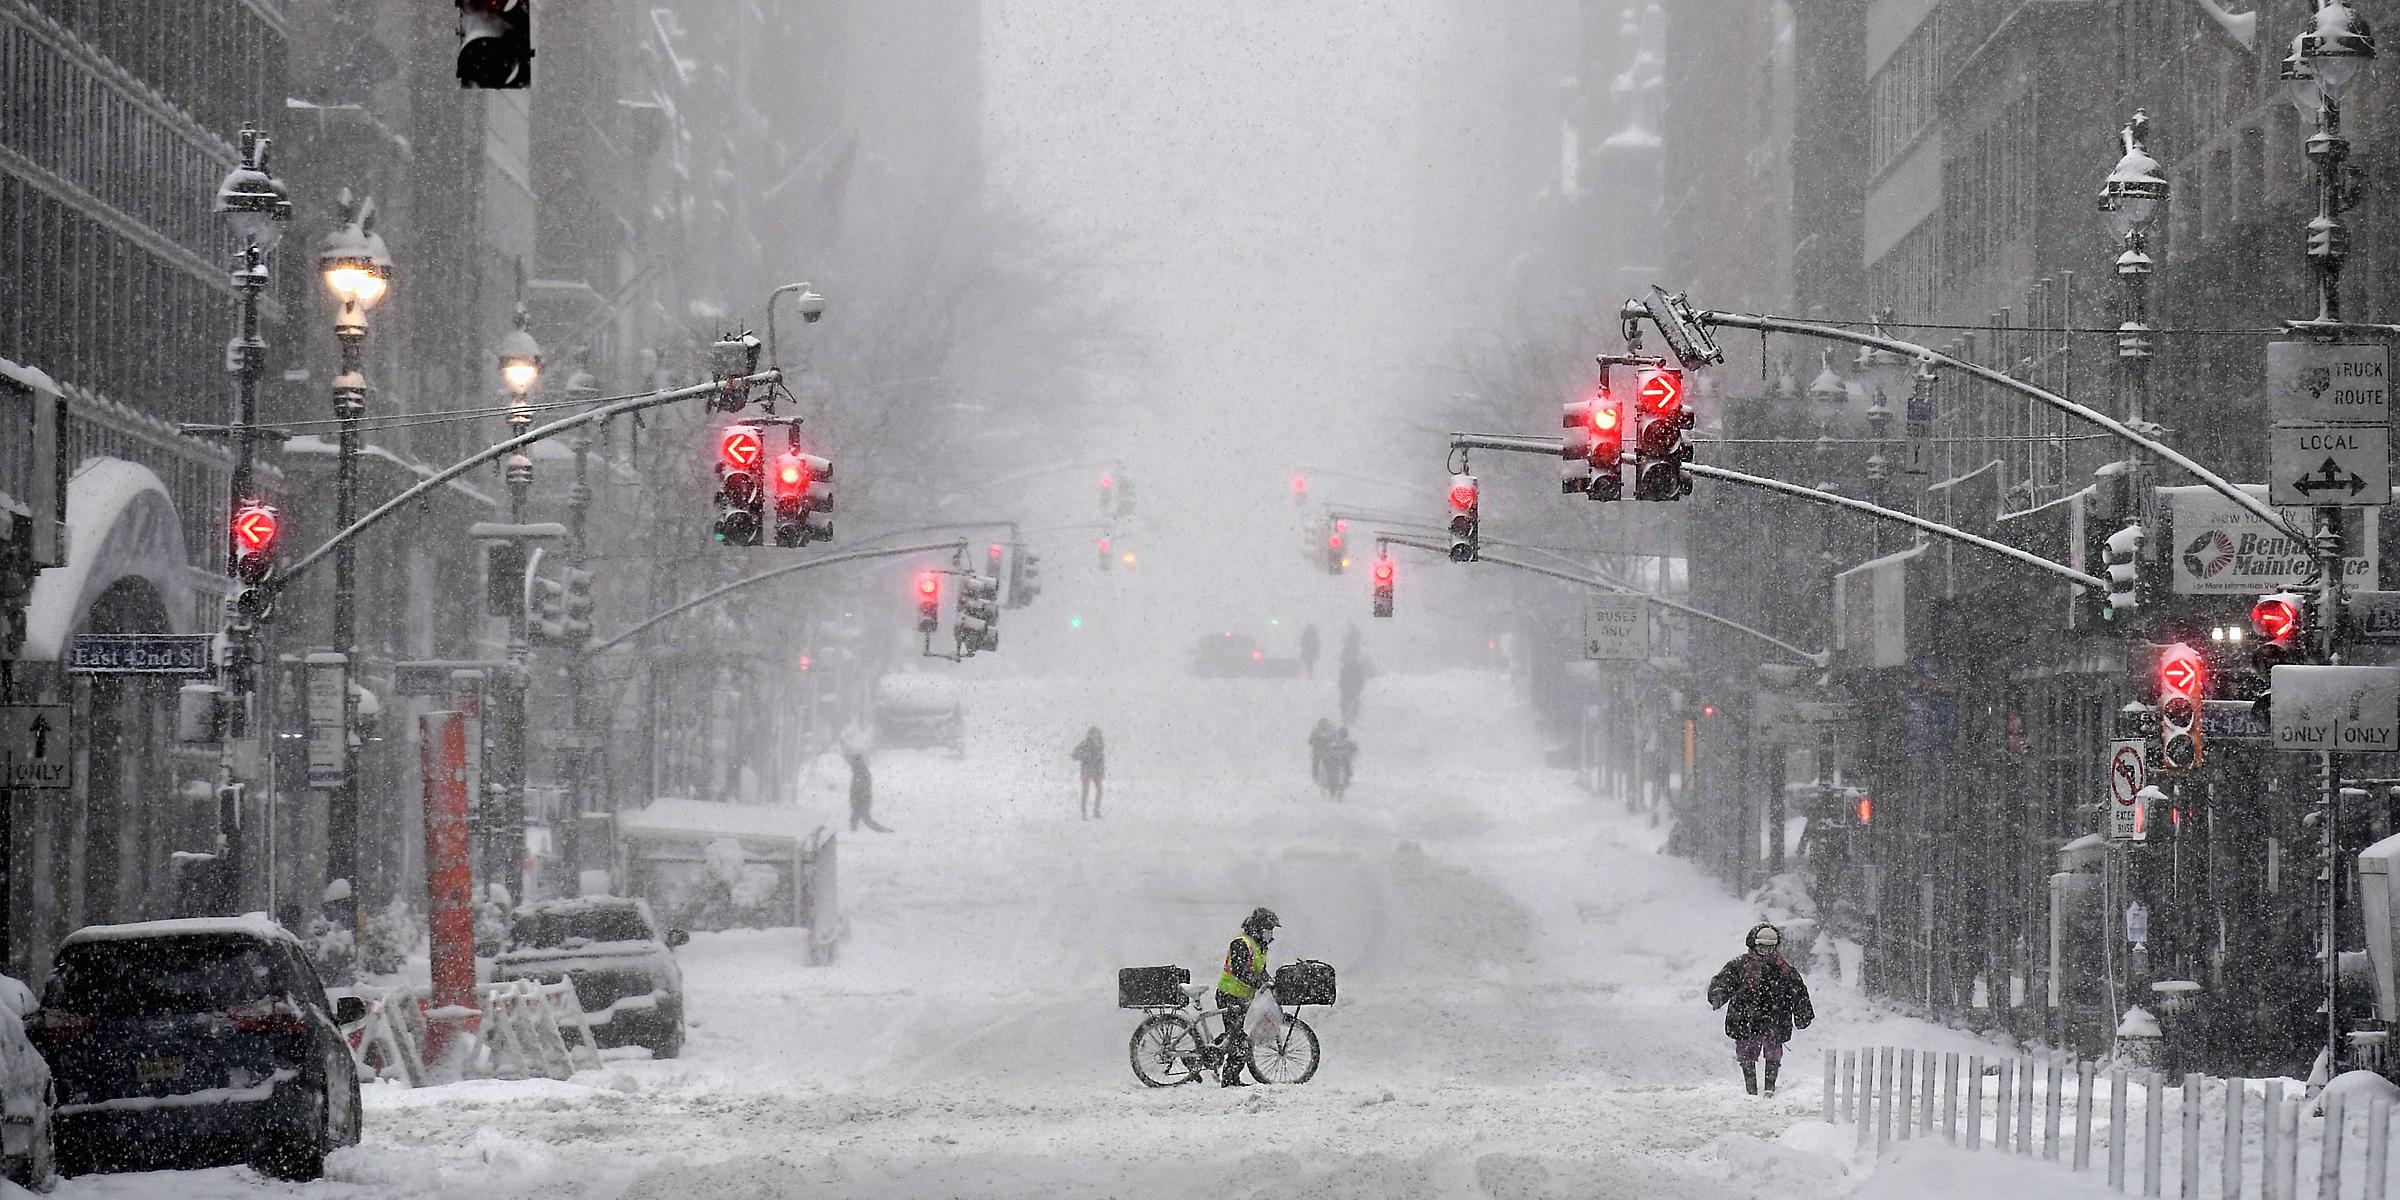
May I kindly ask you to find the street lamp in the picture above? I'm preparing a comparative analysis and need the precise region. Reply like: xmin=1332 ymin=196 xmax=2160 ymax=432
xmin=316 ymin=190 xmax=395 ymax=949
xmin=499 ymin=316 xmax=543 ymax=401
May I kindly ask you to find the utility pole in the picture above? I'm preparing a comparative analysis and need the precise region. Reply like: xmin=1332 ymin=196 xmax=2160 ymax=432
xmin=210 ymin=125 xmax=291 ymax=913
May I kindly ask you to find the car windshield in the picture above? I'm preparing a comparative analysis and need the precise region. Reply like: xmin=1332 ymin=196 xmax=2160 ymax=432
xmin=509 ymin=907 xmax=651 ymax=949
xmin=48 ymin=936 xmax=278 ymax=1018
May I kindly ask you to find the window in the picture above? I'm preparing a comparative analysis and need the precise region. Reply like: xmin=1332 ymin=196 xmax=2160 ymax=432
xmin=1869 ymin=15 xmax=1942 ymax=178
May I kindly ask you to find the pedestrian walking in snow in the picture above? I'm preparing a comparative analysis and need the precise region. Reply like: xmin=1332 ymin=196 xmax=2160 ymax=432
xmin=1298 ymin=623 xmax=1321 ymax=679
xmin=1072 ymin=726 xmax=1106 ymax=819
xmin=1706 ymin=923 xmax=1811 ymax=1096
xmin=846 ymin=747 xmax=891 ymax=833
xmin=1336 ymin=629 xmax=1368 ymax=724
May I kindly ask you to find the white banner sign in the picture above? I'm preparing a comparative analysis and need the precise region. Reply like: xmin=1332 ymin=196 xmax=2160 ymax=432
xmin=1582 ymin=595 xmax=1646 ymax=661
xmin=2166 ymin=486 xmax=2375 ymax=595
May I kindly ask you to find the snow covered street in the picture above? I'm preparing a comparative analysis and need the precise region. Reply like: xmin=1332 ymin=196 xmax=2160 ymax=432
xmin=36 ymin=668 xmax=1993 ymax=1198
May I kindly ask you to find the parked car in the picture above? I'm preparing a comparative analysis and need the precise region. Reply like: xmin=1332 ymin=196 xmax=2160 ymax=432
xmin=29 ymin=915 xmax=361 ymax=1180
xmin=493 ymin=897 xmax=689 ymax=1058
xmin=0 ymin=974 xmax=54 ymax=1188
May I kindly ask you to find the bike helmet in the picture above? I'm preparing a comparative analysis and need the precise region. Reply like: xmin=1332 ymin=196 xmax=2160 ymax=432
xmin=1244 ymin=907 xmax=1280 ymax=936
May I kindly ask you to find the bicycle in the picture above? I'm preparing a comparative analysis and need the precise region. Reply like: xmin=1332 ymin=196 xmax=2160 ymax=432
xmin=1126 ymin=980 xmax=1321 ymax=1087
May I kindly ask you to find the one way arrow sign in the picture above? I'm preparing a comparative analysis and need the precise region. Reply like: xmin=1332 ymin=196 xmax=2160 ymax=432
xmin=2272 ymin=422 xmax=2390 ymax=507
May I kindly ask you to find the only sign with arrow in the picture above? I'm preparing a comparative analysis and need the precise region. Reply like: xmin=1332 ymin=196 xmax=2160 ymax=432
xmin=1 ymin=706 xmax=71 ymax=791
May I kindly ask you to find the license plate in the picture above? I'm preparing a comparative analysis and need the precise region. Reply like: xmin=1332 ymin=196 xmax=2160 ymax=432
xmin=136 ymin=1056 xmax=184 ymax=1083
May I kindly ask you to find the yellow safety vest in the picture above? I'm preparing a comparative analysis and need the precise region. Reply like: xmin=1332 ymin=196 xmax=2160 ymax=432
xmin=1218 ymin=934 xmax=1264 ymax=1000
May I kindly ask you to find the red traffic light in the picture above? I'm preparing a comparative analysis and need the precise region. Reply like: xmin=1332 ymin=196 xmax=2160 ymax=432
xmin=1098 ymin=537 xmax=1111 ymax=552
xmin=1293 ymin=476 xmax=1308 ymax=495
xmin=1856 ymin=796 xmax=1872 ymax=824
xmin=1449 ymin=481 xmax=1477 ymax=509
xmin=720 ymin=427 xmax=762 ymax=469
xmin=1373 ymin=558 xmax=1394 ymax=583
xmin=2251 ymin=596 xmax=2302 ymax=641
xmin=1593 ymin=404 xmax=1621 ymax=432
xmin=989 ymin=543 xmax=1003 ymax=562
xmin=2158 ymin=643 xmax=2206 ymax=696
xmin=1638 ymin=369 xmax=1684 ymax=413
xmin=916 ymin=572 xmax=940 ymax=598
xmin=232 ymin=505 xmax=279 ymax=552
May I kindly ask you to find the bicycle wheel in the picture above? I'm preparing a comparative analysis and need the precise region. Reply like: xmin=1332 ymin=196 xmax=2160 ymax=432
xmin=1249 ymin=1014 xmax=1320 ymax=1084
xmin=1130 ymin=1013 xmax=1204 ymax=1087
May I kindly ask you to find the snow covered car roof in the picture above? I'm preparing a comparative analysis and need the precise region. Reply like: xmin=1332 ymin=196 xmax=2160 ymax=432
xmin=59 ymin=913 xmax=299 ymax=947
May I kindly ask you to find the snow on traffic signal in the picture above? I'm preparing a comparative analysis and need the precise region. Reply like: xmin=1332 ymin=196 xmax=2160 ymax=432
xmin=1561 ymin=382 xmax=1624 ymax=501
xmin=231 ymin=503 xmax=280 ymax=583
xmin=2156 ymin=641 xmax=2206 ymax=771
xmin=455 ymin=0 xmax=533 ymax=89
xmin=956 ymin=573 xmax=1001 ymax=654
xmin=1447 ymin=475 xmax=1480 ymax=562
xmin=769 ymin=449 xmax=834 ymax=548
xmin=1632 ymin=367 xmax=1691 ymax=501
xmin=915 ymin=571 xmax=942 ymax=633
xmin=1325 ymin=519 xmax=1349 ymax=575
xmin=1372 ymin=554 xmax=1394 ymax=618
xmin=713 ymin=424 xmax=765 ymax=546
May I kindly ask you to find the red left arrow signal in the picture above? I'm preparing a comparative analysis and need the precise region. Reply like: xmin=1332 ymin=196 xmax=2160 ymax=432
xmin=232 ymin=506 xmax=279 ymax=552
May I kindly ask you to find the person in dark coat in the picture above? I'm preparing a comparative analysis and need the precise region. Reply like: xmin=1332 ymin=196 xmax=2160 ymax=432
xmin=1071 ymin=727 xmax=1105 ymax=819
xmin=1707 ymin=922 xmax=1813 ymax=1096
xmin=845 ymin=747 xmax=890 ymax=833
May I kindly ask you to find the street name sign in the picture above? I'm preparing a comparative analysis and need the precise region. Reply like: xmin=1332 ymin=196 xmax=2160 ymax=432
xmin=2354 ymin=591 xmax=2400 ymax=641
xmin=2268 ymin=341 xmax=2390 ymax=424
xmin=394 ymin=660 xmax=491 ymax=696
xmin=68 ymin=634 xmax=213 ymax=676
xmin=2200 ymin=699 xmax=2269 ymax=742
xmin=1582 ymin=595 xmax=1646 ymax=661
xmin=0 ymin=705 xmax=69 ymax=791
xmin=2270 ymin=664 xmax=2400 ymax=752
xmin=1904 ymin=395 xmax=1933 ymax=476
xmin=2107 ymin=740 xmax=2147 ymax=840
xmin=2269 ymin=423 xmax=2390 ymax=507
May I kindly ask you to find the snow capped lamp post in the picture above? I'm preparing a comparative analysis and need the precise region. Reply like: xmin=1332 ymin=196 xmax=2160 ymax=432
xmin=492 ymin=305 xmax=542 ymax=904
xmin=209 ymin=124 xmax=291 ymax=912
xmin=1852 ymin=313 xmax=1914 ymax=552
xmin=2283 ymin=0 xmax=2376 ymax=1088
xmin=318 ymin=191 xmax=394 ymax=947
xmin=2095 ymin=112 xmax=2169 ymax=624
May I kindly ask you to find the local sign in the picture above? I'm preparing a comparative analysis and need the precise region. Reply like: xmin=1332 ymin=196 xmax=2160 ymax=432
xmin=2107 ymin=740 xmax=2147 ymax=841
xmin=2269 ymin=423 xmax=2390 ymax=507
xmin=0 ymin=705 xmax=70 ymax=791
xmin=67 ymin=634 xmax=213 ymax=676
xmin=2270 ymin=664 xmax=2400 ymax=753
xmin=1582 ymin=595 xmax=1646 ymax=661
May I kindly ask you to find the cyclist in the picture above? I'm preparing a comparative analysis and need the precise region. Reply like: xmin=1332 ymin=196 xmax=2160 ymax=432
xmin=1215 ymin=907 xmax=1279 ymax=1087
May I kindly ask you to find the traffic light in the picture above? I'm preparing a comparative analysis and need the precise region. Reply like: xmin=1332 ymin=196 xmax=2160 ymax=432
xmin=1372 ymin=554 xmax=1394 ymax=618
xmin=713 ymin=424 xmax=765 ymax=546
xmin=562 ymin=567 xmax=594 ymax=648
xmin=528 ymin=574 xmax=567 ymax=644
xmin=2157 ymin=641 xmax=2206 ymax=771
xmin=1293 ymin=476 xmax=1309 ymax=505
xmin=1008 ymin=545 xmax=1041 ymax=608
xmin=956 ymin=573 xmax=1001 ymax=653
xmin=455 ymin=0 xmax=533 ymax=89
xmin=916 ymin=571 xmax=942 ymax=633
xmin=1447 ymin=474 xmax=1480 ymax=562
xmin=1098 ymin=536 xmax=1113 ymax=572
xmin=1325 ymin=519 xmax=1349 ymax=575
xmin=2249 ymin=590 xmax=2305 ymax=673
xmin=1116 ymin=475 xmax=1137 ymax=517
xmin=231 ymin=503 xmax=280 ymax=583
xmin=2102 ymin=523 xmax=2145 ymax=618
xmin=769 ymin=452 xmax=831 ymax=547
xmin=1100 ymin=474 xmax=1115 ymax=516
xmin=1632 ymin=366 xmax=1692 ymax=501
xmin=484 ymin=538 xmax=525 ymax=616
xmin=1562 ymin=385 xmax=1626 ymax=501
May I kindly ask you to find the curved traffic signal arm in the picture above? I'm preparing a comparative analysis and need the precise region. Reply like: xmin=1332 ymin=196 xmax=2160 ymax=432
xmin=275 ymin=369 xmax=783 ymax=593
xmin=580 ymin=540 xmax=968 ymax=657
xmin=1376 ymin=533 xmax=1825 ymax=666
xmin=1651 ymin=307 xmax=2309 ymax=545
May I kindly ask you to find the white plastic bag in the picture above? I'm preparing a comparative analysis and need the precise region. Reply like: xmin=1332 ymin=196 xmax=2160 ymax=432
xmin=1245 ymin=987 xmax=1285 ymax=1044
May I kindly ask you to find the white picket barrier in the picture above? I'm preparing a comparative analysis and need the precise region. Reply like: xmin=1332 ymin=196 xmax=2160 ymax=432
xmin=339 ymin=978 xmax=602 ymax=1085
xmin=332 ymin=985 xmax=428 ymax=1087
xmin=1822 ymin=1045 xmax=2400 ymax=1198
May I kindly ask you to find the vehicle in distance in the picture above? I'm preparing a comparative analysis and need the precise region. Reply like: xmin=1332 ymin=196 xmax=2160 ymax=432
xmin=1189 ymin=631 xmax=1302 ymax=678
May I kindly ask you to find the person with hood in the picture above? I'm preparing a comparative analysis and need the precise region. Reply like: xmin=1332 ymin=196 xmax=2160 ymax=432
xmin=1707 ymin=922 xmax=1812 ymax=1096
xmin=1071 ymin=726 xmax=1106 ymax=819
xmin=844 ymin=742 xmax=890 ymax=833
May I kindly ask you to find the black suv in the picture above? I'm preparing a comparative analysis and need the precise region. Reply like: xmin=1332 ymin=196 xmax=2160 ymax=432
xmin=29 ymin=915 xmax=362 ymax=1180
xmin=493 ymin=897 xmax=689 ymax=1058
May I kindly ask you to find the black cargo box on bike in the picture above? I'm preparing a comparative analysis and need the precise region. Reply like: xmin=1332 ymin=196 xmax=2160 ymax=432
xmin=1274 ymin=959 xmax=1336 ymax=1006
xmin=1118 ymin=965 xmax=1190 ymax=1008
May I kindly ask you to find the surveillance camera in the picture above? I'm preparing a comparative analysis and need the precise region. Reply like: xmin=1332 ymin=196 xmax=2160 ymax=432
xmin=798 ymin=290 xmax=826 ymax=323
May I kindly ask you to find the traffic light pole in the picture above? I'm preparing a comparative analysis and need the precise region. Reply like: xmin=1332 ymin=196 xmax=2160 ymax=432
xmin=583 ymin=540 xmax=971 ymax=657
xmin=216 ymin=234 xmax=271 ymax=914
xmin=1375 ymin=534 xmax=1824 ymax=664
xmin=1446 ymin=435 xmax=2110 ymax=593
xmin=326 ymin=302 xmax=367 ymax=943
xmin=562 ymin=421 xmax=593 ymax=881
